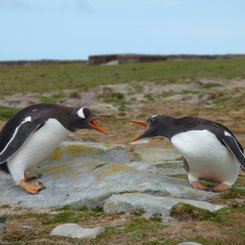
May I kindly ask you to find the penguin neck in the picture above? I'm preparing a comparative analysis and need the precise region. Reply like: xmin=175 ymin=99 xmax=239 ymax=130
xmin=157 ymin=116 xmax=178 ymax=139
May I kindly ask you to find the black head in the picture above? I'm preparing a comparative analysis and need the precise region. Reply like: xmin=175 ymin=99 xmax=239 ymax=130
xmin=131 ymin=114 xmax=174 ymax=141
xmin=71 ymin=107 xmax=110 ymax=134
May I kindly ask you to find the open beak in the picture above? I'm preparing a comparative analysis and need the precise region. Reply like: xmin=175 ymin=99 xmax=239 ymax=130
xmin=130 ymin=120 xmax=148 ymax=141
xmin=89 ymin=114 xmax=110 ymax=135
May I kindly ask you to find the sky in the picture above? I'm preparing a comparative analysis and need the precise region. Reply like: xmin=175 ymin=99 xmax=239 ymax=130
xmin=0 ymin=0 xmax=245 ymax=61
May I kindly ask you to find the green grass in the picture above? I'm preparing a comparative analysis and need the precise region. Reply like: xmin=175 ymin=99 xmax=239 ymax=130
xmin=8 ymin=206 xmax=104 ymax=225
xmin=170 ymin=203 xmax=216 ymax=221
xmin=0 ymin=106 xmax=19 ymax=120
xmin=162 ymin=89 xmax=200 ymax=98
xmin=100 ymin=92 xmax=126 ymax=111
xmin=212 ymin=95 xmax=231 ymax=105
xmin=202 ymin=82 xmax=222 ymax=89
xmin=1 ymin=57 xmax=245 ymax=96
xmin=39 ymin=92 xmax=66 ymax=103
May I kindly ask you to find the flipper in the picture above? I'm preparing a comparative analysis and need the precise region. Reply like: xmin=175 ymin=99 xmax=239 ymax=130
xmin=0 ymin=118 xmax=45 ymax=164
xmin=221 ymin=132 xmax=245 ymax=168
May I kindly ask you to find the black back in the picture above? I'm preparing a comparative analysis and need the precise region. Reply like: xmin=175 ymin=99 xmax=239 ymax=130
xmin=0 ymin=104 xmax=77 ymax=164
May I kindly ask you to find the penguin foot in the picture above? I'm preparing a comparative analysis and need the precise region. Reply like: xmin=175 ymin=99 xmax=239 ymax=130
xmin=191 ymin=181 xmax=209 ymax=191
xmin=210 ymin=183 xmax=229 ymax=192
xmin=24 ymin=171 xmax=43 ymax=182
xmin=20 ymin=180 xmax=46 ymax=194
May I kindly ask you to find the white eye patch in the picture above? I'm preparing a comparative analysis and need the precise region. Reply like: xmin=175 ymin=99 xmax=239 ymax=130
xmin=77 ymin=107 xmax=86 ymax=119
xmin=151 ymin=115 xmax=158 ymax=118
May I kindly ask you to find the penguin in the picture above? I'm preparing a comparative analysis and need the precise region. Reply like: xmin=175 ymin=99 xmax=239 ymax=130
xmin=131 ymin=115 xmax=245 ymax=192
xmin=0 ymin=103 xmax=110 ymax=194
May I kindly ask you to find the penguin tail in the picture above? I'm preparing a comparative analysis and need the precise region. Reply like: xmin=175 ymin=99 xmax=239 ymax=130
xmin=0 ymin=162 xmax=10 ymax=174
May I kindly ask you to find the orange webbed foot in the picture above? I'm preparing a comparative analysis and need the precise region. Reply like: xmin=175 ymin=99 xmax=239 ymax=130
xmin=210 ymin=183 xmax=230 ymax=192
xmin=20 ymin=180 xmax=46 ymax=194
xmin=191 ymin=181 xmax=210 ymax=191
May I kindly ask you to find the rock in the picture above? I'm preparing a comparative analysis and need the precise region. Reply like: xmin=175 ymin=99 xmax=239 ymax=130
xmin=126 ymin=160 xmax=186 ymax=176
xmin=50 ymin=223 xmax=104 ymax=239
xmin=127 ymin=147 xmax=185 ymax=176
xmin=130 ymin=139 xmax=150 ymax=145
xmin=49 ymin=141 xmax=128 ymax=164
xmin=0 ymin=141 xmax=219 ymax=211
xmin=103 ymin=193 xmax=225 ymax=216
xmin=133 ymin=147 xmax=181 ymax=162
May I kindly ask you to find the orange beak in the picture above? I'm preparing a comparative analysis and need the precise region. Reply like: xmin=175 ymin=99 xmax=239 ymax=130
xmin=130 ymin=120 xmax=148 ymax=141
xmin=89 ymin=114 xmax=110 ymax=135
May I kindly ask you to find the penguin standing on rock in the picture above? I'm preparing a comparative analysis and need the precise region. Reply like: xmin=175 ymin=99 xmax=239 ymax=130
xmin=0 ymin=103 xmax=110 ymax=194
xmin=131 ymin=115 xmax=245 ymax=192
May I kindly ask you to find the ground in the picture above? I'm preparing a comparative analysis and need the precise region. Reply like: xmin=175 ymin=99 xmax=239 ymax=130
xmin=0 ymin=58 xmax=245 ymax=244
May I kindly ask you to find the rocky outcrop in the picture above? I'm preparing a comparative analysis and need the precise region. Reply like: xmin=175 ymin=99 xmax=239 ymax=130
xmin=0 ymin=141 xmax=222 ymax=216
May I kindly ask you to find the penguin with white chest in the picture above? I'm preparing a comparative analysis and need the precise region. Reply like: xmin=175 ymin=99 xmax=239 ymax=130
xmin=131 ymin=115 xmax=245 ymax=192
xmin=0 ymin=103 xmax=110 ymax=194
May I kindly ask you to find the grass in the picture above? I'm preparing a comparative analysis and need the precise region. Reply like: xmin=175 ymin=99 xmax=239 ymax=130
xmin=3 ymin=202 xmax=245 ymax=244
xmin=39 ymin=92 xmax=66 ymax=103
xmin=202 ymin=82 xmax=222 ymax=89
xmin=0 ymin=105 xmax=19 ymax=120
xmin=100 ymin=92 xmax=127 ymax=112
xmin=212 ymin=95 xmax=231 ymax=105
xmin=162 ymin=89 xmax=200 ymax=98
xmin=1 ymin=57 xmax=245 ymax=96
xmin=170 ymin=203 xmax=216 ymax=221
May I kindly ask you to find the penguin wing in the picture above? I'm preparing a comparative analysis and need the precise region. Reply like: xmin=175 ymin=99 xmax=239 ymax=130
xmin=220 ymin=132 xmax=245 ymax=168
xmin=0 ymin=118 xmax=45 ymax=164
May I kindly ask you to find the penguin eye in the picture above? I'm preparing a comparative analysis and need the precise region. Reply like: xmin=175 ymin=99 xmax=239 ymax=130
xmin=150 ymin=115 xmax=158 ymax=123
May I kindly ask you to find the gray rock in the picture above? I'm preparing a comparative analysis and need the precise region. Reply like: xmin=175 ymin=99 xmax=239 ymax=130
xmin=45 ymin=141 xmax=128 ymax=164
xmin=50 ymin=223 xmax=104 ymax=239
xmin=133 ymin=147 xmax=181 ymax=162
xmin=126 ymin=160 xmax=186 ymax=176
xmin=104 ymin=193 xmax=225 ymax=216
xmin=0 ymin=141 xmax=219 ymax=210
xmin=130 ymin=139 xmax=150 ymax=144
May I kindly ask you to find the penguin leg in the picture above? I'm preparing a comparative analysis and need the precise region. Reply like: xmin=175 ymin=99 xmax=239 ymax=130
xmin=191 ymin=181 xmax=210 ymax=191
xmin=210 ymin=183 xmax=230 ymax=192
xmin=24 ymin=170 xmax=42 ymax=182
xmin=187 ymin=171 xmax=209 ymax=191
xmin=183 ymin=158 xmax=189 ymax=172
xmin=20 ymin=180 xmax=45 ymax=194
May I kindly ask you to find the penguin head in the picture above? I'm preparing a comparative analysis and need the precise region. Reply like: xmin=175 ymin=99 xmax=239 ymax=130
xmin=72 ymin=107 xmax=110 ymax=134
xmin=131 ymin=114 xmax=173 ymax=141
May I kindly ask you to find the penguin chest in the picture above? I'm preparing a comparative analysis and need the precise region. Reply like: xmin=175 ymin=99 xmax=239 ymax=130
xmin=8 ymin=119 xmax=70 ymax=169
xmin=171 ymin=129 xmax=240 ymax=182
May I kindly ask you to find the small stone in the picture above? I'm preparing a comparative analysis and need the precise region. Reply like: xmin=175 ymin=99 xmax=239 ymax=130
xmin=50 ymin=223 xmax=105 ymax=239
xmin=130 ymin=139 xmax=150 ymax=144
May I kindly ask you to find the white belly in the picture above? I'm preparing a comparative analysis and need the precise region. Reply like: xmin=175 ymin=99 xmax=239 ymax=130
xmin=7 ymin=119 xmax=70 ymax=184
xmin=171 ymin=130 xmax=240 ymax=185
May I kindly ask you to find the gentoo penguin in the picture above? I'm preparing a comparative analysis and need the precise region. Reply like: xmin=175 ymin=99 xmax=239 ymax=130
xmin=0 ymin=103 xmax=110 ymax=194
xmin=131 ymin=115 xmax=245 ymax=192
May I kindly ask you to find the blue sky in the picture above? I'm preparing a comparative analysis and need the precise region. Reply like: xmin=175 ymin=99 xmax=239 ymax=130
xmin=1 ymin=0 xmax=245 ymax=60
